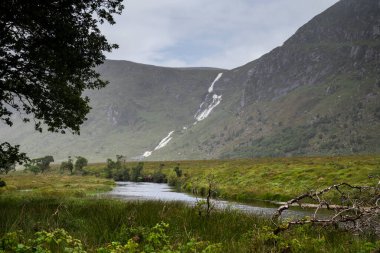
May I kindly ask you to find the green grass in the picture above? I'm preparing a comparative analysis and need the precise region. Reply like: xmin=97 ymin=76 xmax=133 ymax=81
xmin=0 ymin=196 xmax=378 ymax=252
xmin=87 ymin=155 xmax=380 ymax=202
xmin=0 ymin=173 xmax=115 ymax=198
xmin=1 ymin=162 xmax=379 ymax=252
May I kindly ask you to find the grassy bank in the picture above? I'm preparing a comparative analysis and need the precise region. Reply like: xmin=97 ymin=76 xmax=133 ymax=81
xmin=1 ymin=168 xmax=379 ymax=252
xmin=0 ymin=196 xmax=378 ymax=252
xmin=87 ymin=155 xmax=380 ymax=202
xmin=0 ymin=173 xmax=114 ymax=198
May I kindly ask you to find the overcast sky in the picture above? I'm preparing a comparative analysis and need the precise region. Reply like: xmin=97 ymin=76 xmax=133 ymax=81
xmin=101 ymin=0 xmax=339 ymax=69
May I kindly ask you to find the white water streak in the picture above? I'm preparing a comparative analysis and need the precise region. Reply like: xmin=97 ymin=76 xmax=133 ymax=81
xmin=208 ymin=73 xmax=223 ymax=93
xmin=154 ymin=130 xmax=174 ymax=150
xmin=194 ymin=72 xmax=223 ymax=122
xmin=195 ymin=94 xmax=222 ymax=121
xmin=142 ymin=151 xmax=152 ymax=157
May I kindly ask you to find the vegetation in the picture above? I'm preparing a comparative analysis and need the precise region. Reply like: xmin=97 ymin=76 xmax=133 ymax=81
xmin=75 ymin=156 xmax=89 ymax=174
xmin=0 ymin=169 xmax=378 ymax=252
xmin=0 ymin=156 xmax=379 ymax=252
xmin=0 ymin=0 xmax=123 ymax=163
xmin=0 ymin=143 xmax=28 ymax=174
xmin=0 ymin=179 xmax=5 ymax=187
xmin=103 ymin=157 xmax=168 ymax=183
xmin=60 ymin=157 xmax=74 ymax=174
xmin=0 ymin=173 xmax=114 ymax=198
xmin=88 ymin=155 xmax=380 ymax=202
xmin=104 ymin=155 xmax=131 ymax=181
xmin=24 ymin=156 xmax=55 ymax=174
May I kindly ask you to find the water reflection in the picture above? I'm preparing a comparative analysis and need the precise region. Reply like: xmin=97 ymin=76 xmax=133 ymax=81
xmin=106 ymin=181 xmax=312 ymax=217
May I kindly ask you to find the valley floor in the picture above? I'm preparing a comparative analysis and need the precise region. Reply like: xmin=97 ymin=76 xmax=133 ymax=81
xmin=88 ymin=155 xmax=380 ymax=202
xmin=0 ymin=155 xmax=379 ymax=252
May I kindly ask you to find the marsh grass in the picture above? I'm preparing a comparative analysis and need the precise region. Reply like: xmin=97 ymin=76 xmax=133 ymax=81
xmin=1 ymin=158 xmax=379 ymax=252
xmin=87 ymin=155 xmax=380 ymax=202
xmin=0 ymin=172 xmax=114 ymax=198
xmin=0 ymin=196 xmax=378 ymax=252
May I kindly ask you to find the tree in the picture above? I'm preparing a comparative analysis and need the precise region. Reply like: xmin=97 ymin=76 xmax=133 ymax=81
xmin=74 ymin=156 xmax=88 ymax=172
xmin=174 ymin=165 xmax=182 ymax=177
xmin=25 ymin=164 xmax=41 ymax=175
xmin=24 ymin=155 xmax=54 ymax=174
xmin=0 ymin=162 xmax=15 ymax=175
xmin=35 ymin=156 xmax=54 ymax=173
xmin=0 ymin=0 xmax=124 ymax=164
xmin=0 ymin=142 xmax=28 ymax=173
xmin=131 ymin=162 xmax=144 ymax=182
xmin=60 ymin=156 xmax=74 ymax=174
xmin=104 ymin=155 xmax=130 ymax=181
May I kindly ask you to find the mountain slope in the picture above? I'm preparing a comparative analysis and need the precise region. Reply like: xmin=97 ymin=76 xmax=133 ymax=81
xmin=0 ymin=61 xmax=224 ymax=161
xmin=1 ymin=0 xmax=379 ymax=161
xmin=154 ymin=0 xmax=380 ymax=159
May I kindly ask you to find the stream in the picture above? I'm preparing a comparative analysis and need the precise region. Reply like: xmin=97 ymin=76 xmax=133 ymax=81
xmin=105 ymin=181 xmax=315 ymax=218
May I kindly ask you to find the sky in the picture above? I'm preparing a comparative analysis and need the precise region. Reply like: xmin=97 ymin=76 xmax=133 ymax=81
xmin=101 ymin=0 xmax=339 ymax=69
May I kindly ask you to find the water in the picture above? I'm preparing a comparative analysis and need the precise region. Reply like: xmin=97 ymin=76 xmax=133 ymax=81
xmin=106 ymin=181 xmax=314 ymax=217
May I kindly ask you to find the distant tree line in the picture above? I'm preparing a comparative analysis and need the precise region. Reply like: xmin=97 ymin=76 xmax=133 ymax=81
xmin=60 ymin=156 xmax=88 ymax=175
xmin=104 ymin=156 xmax=177 ymax=183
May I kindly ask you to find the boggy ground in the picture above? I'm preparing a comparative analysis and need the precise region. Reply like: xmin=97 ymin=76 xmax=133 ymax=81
xmin=0 ymin=156 xmax=379 ymax=252
xmin=89 ymin=155 xmax=380 ymax=202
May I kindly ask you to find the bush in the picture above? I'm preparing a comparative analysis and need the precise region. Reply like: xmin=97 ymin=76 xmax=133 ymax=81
xmin=75 ymin=156 xmax=88 ymax=173
xmin=174 ymin=166 xmax=182 ymax=177
xmin=0 ymin=224 xmax=221 ymax=253
xmin=152 ymin=170 xmax=167 ymax=183
xmin=104 ymin=156 xmax=131 ymax=181
xmin=130 ymin=162 xmax=144 ymax=182
xmin=113 ymin=168 xmax=130 ymax=181
xmin=0 ymin=229 xmax=85 ymax=253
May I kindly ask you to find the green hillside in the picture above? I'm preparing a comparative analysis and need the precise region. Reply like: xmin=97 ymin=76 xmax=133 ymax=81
xmin=1 ymin=0 xmax=379 ymax=162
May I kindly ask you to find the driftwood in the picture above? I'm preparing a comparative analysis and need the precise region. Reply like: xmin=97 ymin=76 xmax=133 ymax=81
xmin=272 ymin=179 xmax=380 ymax=235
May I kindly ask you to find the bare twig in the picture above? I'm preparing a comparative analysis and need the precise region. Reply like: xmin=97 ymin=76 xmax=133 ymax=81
xmin=272 ymin=178 xmax=380 ymax=235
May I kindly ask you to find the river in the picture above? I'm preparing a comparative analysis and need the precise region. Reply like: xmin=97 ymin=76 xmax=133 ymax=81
xmin=106 ymin=181 xmax=314 ymax=218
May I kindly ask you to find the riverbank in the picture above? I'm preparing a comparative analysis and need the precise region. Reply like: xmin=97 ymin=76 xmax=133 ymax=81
xmin=107 ymin=181 xmax=315 ymax=218
xmin=0 ymin=191 xmax=377 ymax=252
xmin=1 ymin=170 xmax=379 ymax=252
xmin=87 ymin=155 xmax=380 ymax=202
xmin=0 ymin=173 xmax=114 ymax=198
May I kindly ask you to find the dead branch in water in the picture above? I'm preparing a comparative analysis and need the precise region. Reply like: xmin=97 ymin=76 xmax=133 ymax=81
xmin=272 ymin=177 xmax=380 ymax=235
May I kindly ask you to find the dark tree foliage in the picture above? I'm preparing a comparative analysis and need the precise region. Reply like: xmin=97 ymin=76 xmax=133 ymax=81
xmin=60 ymin=156 xmax=74 ymax=174
xmin=30 ymin=155 xmax=54 ymax=173
xmin=0 ymin=0 xmax=123 ymax=163
xmin=104 ymin=155 xmax=130 ymax=181
xmin=74 ymin=156 xmax=88 ymax=172
xmin=0 ymin=142 xmax=28 ymax=174
xmin=174 ymin=165 xmax=182 ymax=177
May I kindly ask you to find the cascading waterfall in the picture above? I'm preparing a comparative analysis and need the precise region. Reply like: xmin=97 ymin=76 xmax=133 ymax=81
xmin=194 ymin=73 xmax=223 ymax=121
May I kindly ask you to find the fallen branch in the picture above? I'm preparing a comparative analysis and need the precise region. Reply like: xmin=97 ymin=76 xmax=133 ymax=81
xmin=272 ymin=178 xmax=380 ymax=235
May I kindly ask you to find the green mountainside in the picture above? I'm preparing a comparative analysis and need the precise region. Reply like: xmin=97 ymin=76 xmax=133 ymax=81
xmin=153 ymin=0 xmax=380 ymax=160
xmin=1 ymin=0 xmax=379 ymax=162
xmin=1 ymin=61 xmax=224 ymax=161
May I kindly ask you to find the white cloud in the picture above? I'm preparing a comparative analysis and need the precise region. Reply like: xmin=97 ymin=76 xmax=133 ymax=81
xmin=101 ymin=0 xmax=339 ymax=69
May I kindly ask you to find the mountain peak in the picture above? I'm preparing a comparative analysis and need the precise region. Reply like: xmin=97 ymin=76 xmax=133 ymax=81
xmin=285 ymin=0 xmax=380 ymax=45
xmin=2 ymin=1 xmax=379 ymax=161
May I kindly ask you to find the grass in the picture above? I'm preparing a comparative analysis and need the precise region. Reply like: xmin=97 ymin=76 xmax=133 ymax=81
xmin=1 ymin=156 xmax=379 ymax=252
xmin=0 ymin=173 xmax=114 ymax=198
xmin=87 ymin=155 xmax=380 ymax=202
xmin=0 ymin=195 xmax=378 ymax=252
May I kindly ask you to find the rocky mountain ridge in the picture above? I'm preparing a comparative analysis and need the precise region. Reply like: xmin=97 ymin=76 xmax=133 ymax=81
xmin=1 ymin=0 xmax=379 ymax=161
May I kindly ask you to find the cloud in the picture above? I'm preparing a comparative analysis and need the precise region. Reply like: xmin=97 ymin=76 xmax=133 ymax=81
xmin=101 ymin=0 xmax=339 ymax=69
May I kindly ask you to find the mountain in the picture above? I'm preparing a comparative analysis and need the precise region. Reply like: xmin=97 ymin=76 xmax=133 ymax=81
xmin=1 ymin=0 xmax=379 ymax=162
xmin=0 ymin=61 xmax=224 ymax=161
